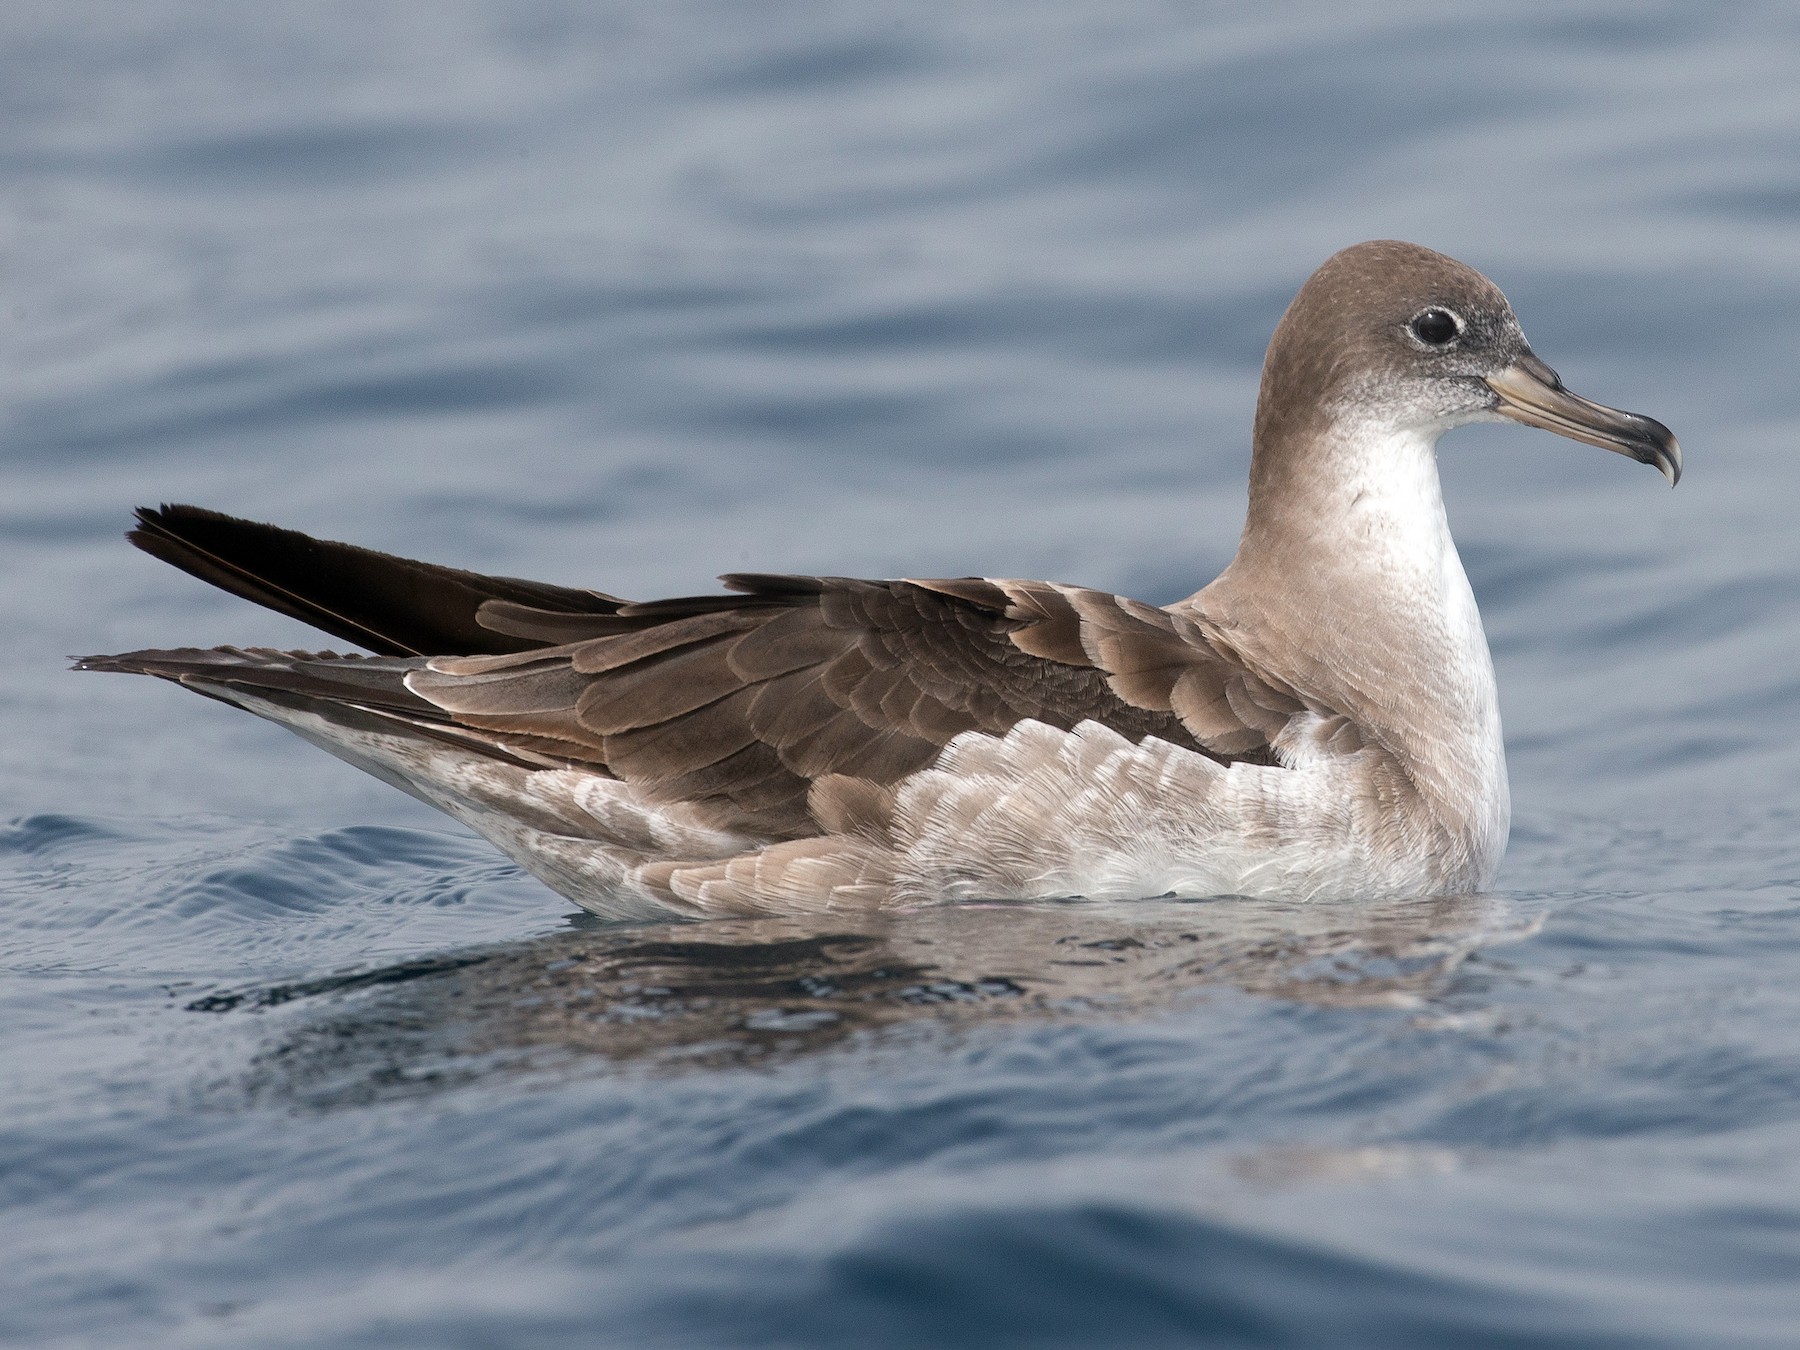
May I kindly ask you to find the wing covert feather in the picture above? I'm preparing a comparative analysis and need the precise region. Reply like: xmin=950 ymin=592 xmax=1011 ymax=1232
xmin=405 ymin=573 xmax=1298 ymax=836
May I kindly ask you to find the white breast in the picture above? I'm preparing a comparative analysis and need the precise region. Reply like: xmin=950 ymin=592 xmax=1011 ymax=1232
xmin=1315 ymin=421 xmax=1511 ymax=884
xmin=879 ymin=718 xmax=1480 ymax=904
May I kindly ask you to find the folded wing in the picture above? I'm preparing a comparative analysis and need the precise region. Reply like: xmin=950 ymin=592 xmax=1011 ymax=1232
xmin=89 ymin=508 xmax=1312 ymax=843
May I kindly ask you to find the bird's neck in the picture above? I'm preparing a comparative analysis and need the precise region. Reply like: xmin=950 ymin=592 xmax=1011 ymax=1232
xmin=1190 ymin=419 xmax=1509 ymax=876
xmin=1241 ymin=419 xmax=1462 ymax=589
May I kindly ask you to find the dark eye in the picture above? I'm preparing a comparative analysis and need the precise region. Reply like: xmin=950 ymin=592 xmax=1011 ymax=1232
xmin=1408 ymin=308 xmax=1462 ymax=347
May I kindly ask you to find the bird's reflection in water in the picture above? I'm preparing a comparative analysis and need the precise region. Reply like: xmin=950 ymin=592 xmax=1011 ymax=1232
xmin=216 ymin=894 xmax=1538 ymax=1104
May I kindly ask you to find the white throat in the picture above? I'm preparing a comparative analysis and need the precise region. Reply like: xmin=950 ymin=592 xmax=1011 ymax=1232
xmin=1341 ymin=420 xmax=1510 ymax=875
xmin=1339 ymin=421 xmax=1466 ymax=580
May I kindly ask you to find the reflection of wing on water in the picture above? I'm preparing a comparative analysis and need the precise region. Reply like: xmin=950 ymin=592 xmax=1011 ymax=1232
xmin=212 ymin=896 xmax=1539 ymax=1103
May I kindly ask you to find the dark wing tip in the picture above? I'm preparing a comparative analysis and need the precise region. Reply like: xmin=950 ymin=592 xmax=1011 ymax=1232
xmin=113 ymin=503 xmax=621 ymax=658
xmin=73 ymin=646 xmax=230 ymax=677
xmin=129 ymin=500 xmax=218 ymax=538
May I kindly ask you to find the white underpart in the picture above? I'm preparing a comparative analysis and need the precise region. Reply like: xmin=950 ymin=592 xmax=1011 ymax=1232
xmin=191 ymin=685 xmax=756 ymax=920
xmin=880 ymin=719 xmax=1433 ymax=903
xmin=1309 ymin=415 xmax=1510 ymax=881
xmin=221 ymin=692 xmax=1456 ymax=914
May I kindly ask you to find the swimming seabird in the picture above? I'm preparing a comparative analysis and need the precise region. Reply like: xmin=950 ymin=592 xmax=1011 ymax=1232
xmin=79 ymin=241 xmax=1680 ymax=918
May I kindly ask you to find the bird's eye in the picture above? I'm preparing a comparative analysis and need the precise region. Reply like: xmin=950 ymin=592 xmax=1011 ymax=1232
xmin=1408 ymin=308 xmax=1463 ymax=347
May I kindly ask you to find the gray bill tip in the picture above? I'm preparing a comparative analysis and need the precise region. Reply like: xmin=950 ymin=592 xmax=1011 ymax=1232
xmin=1486 ymin=357 xmax=1682 ymax=486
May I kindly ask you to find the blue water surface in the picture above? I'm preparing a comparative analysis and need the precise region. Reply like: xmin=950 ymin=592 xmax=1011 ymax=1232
xmin=4 ymin=2 xmax=1800 ymax=1346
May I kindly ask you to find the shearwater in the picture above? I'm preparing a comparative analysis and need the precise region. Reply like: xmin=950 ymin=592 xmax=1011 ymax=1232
xmin=79 ymin=241 xmax=1681 ymax=919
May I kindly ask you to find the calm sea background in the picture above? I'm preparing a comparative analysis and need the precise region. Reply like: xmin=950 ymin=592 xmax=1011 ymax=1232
xmin=4 ymin=3 xmax=1800 ymax=1346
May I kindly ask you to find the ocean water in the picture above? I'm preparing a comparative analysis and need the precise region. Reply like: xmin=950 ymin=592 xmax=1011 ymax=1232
xmin=4 ymin=2 xmax=1800 ymax=1345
